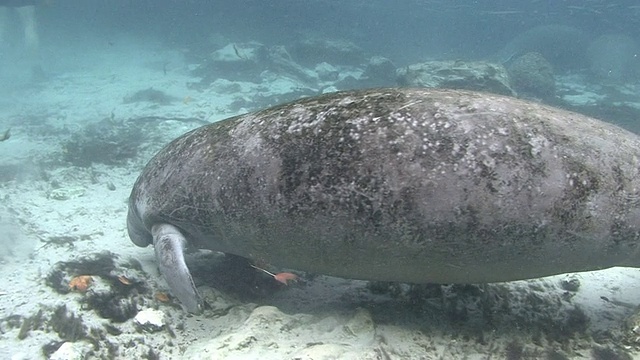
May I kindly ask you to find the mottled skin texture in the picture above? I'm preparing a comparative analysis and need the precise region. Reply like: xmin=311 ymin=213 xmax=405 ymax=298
xmin=128 ymin=88 xmax=640 ymax=311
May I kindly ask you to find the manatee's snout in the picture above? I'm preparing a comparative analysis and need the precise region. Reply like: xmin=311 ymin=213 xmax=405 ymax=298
xmin=127 ymin=205 xmax=152 ymax=247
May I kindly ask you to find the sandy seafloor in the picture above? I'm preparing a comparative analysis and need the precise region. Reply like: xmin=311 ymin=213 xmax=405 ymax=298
xmin=2 ymin=39 xmax=640 ymax=360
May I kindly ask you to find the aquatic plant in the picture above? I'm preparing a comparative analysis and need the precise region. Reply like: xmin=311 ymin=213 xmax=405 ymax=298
xmin=62 ymin=118 xmax=144 ymax=167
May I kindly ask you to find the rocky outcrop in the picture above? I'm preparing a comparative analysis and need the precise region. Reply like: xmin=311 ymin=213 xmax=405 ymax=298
xmin=289 ymin=38 xmax=367 ymax=67
xmin=191 ymin=42 xmax=316 ymax=87
xmin=495 ymin=25 xmax=588 ymax=71
xmin=397 ymin=60 xmax=514 ymax=96
xmin=360 ymin=56 xmax=397 ymax=87
xmin=507 ymin=52 xmax=555 ymax=100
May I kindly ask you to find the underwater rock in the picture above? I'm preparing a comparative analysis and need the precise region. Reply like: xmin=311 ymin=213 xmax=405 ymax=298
xmin=134 ymin=309 xmax=165 ymax=332
xmin=507 ymin=52 xmax=555 ymax=100
xmin=591 ymin=345 xmax=633 ymax=360
xmin=495 ymin=25 xmax=588 ymax=71
xmin=191 ymin=42 xmax=269 ymax=85
xmin=321 ymin=85 xmax=339 ymax=94
xmin=210 ymin=78 xmax=243 ymax=94
xmin=267 ymin=45 xmax=317 ymax=85
xmin=559 ymin=276 xmax=581 ymax=292
xmin=47 ymin=186 xmax=86 ymax=200
xmin=192 ymin=42 xmax=316 ymax=87
xmin=360 ymin=55 xmax=397 ymax=87
xmin=49 ymin=341 xmax=88 ymax=360
xmin=289 ymin=38 xmax=367 ymax=67
xmin=397 ymin=60 xmax=514 ymax=96
xmin=212 ymin=42 xmax=267 ymax=63
xmin=315 ymin=62 xmax=340 ymax=81
xmin=619 ymin=301 xmax=640 ymax=346
xmin=333 ymin=74 xmax=363 ymax=90
xmin=587 ymin=34 xmax=640 ymax=83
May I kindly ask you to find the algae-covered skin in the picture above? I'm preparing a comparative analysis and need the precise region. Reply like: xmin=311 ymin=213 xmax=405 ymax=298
xmin=127 ymin=88 xmax=640 ymax=300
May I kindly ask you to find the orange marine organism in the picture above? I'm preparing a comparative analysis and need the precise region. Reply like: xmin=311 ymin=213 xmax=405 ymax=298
xmin=68 ymin=275 xmax=93 ymax=292
xmin=155 ymin=292 xmax=170 ymax=302
xmin=250 ymin=265 xmax=298 ymax=285
xmin=117 ymin=275 xmax=132 ymax=285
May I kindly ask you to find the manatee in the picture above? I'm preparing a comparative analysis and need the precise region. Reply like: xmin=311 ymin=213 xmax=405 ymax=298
xmin=127 ymin=88 xmax=640 ymax=313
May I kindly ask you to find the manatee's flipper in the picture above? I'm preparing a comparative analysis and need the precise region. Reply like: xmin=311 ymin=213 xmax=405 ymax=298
xmin=151 ymin=223 xmax=203 ymax=314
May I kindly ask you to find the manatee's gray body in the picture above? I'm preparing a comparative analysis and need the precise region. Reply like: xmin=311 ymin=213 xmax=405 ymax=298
xmin=127 ymin=88 xmax=640 ymax=313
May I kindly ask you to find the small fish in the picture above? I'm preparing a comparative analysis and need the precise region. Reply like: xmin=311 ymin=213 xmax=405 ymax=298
xmin=0 ymin=128 xmax=10 ymax=142
xmin=250 ymin=264 xmax=298 ymax=285
xmin=273 ymin=272 xmax=298 ymax=285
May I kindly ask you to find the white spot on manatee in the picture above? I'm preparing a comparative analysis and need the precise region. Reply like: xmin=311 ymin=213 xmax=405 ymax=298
xmin=528 ymin=135 xmax=547 ymax=156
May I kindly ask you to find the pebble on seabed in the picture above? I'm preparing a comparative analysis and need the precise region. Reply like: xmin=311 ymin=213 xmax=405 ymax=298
xmin=134 ymin=308 xmax=166 ymax=332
